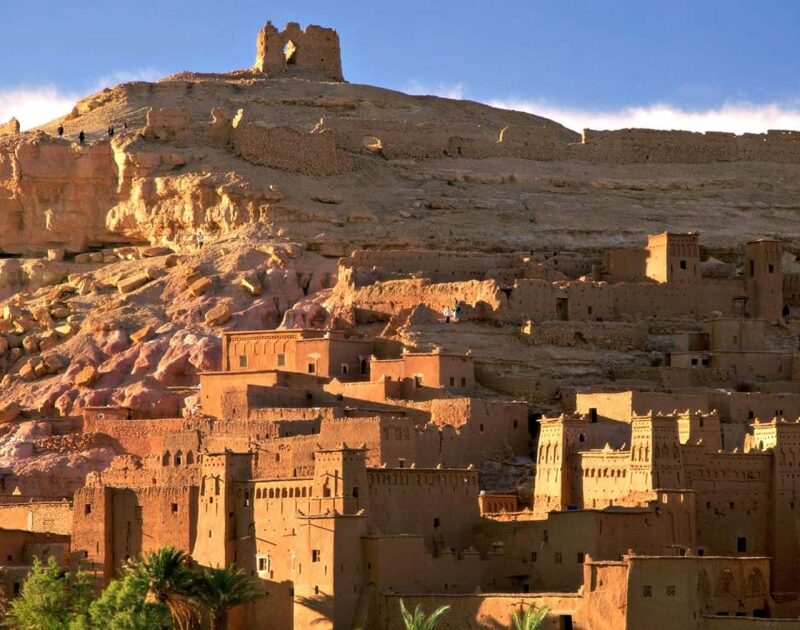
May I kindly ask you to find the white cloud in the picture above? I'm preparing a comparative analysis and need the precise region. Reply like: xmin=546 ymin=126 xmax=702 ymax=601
xmin=0 ymin=85 xmax=78 ymax=131
xmin=404 ymin=80 xmax=465 ymax=100
xmin=486 ymin=99 xmax=800 ymax=134
xmin=0 ymin=68 xmax=163 ymax=131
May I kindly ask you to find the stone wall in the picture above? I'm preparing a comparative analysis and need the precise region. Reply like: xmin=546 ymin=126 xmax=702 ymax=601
xmin=573 ymin=128 xmax=800 ymax=164
xmin=254 ymin=21 xmax=343 ymax=81
xmin=231 ymin=113 xmax=351 ymax=175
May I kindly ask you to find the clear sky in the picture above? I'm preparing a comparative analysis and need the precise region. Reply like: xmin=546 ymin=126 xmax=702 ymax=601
xmin=2 ymin=0 xmax=800 ymax=132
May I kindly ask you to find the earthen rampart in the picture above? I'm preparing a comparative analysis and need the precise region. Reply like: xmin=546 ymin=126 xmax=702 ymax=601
xmin=0 ymin=501 xmax=72 ymax=535
xmin=572 ymin=128 xmax=800 ymax=164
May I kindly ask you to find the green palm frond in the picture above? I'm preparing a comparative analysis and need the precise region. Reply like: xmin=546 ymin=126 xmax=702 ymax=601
xmin=511 ymin=604 xmax=549 ymax=630
xmin=399 ymin=599 xmax=451 ymax=630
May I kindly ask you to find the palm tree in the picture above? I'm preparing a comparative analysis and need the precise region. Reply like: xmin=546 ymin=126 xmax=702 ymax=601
xmin=399 ymin=599 xmax=451 ymax=630
xmin=191 ymin=565 xmax=263 ymax=630
xmin=126 ymin=546 xmax=197 ymax=630
xmin=510 ymin=604 xmax=549 ymax=630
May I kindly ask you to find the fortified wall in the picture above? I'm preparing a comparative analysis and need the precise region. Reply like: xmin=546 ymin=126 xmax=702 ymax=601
xmin=0 ymin=118 xmax=20 ymax=136
xmin=254 ymin=21 xmax=343 ymax=81
xmin=573 ymin=128 xmax=800 ymax=164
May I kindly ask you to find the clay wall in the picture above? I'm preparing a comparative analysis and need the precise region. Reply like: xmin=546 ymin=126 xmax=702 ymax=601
xmin=574 ymin=128 xmax=739 ymax=163
xmin=574 ymin=390 xmax=710 ymax=422
xmin=0 ymin=501 xmax=73 ymax=535
xmin=477 ymin=505 xmax=692 ymax=594
xmin=324 ymin=378 xmax=404 ymax=404
xmin=319 ymin=118 xmax=499 ymax=161
xmin=347 ymin=278 xmax=505 ymax=323
xmin=503 ymin=279 xmax=559 ymax=321
xmin=625 ymin=556 xmax=771 ymax=626
xmin=367 ymin=468 xmax=479 ymax=549
xmin=294 ymin=337 xmax=374 ymax=380
xmin=108 ymin=486 xmax=198 ymax=567
xmin=708 ymin=319 xmax=767 ymax=352
xmin=478 ymin=493 xmax=520 ymax=514
xmin=573 ymin=451 xmax=632 ymax=507
xmin=611 ymin=280 xmax=743 ymax=318
xmin=496 ymin=124 xmax=572 ymax=160
xmin=254 ymin=21 xmax=343 ymax=80
xmin=709 ymin=352 xmax=794 ymax=384
xmin=418 ymin=398 xmax=529 ymax=467
xmin=710 ymin=391 xmax=800 ymax=423
xmin=571 ymin=127 xmax=800 ymax=164
xmin=363 ymin=535 xmax=505 ymax=600
xmin=84 ymin=417 xmax=185 ymax=458
xmin=231 ymin=118 xmax=350 ymax=175
xmin=784 ymin=273 xmax=800 ymax=307
xmin=0 ymin=118 xmax=20 ymax=136
xmin=564 ymin=280 xmax=614 ymax=321
xmin=520 ymin=320 xmax=648 ymax=350
xmin=682 ymin=446 xmax=772 ymax=558
xmin=601 ymin=248 xmax=647 ymax=282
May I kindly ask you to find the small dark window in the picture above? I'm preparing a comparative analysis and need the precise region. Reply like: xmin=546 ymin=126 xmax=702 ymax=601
xmin=748 ymin=410 xmax=755 ymax=420
xmin=479 ymin=424 xmax=484 ymax=432
xmin=531 ymin=551 xmax=537 ymax=562
xmin=307 ymin=363 xmax=315 ymax=374
xmin=691 ymin=358 xmax=698 ymax=366
xmin=238 ymin=355 xmax=248 ymax=368
xmin=433 ymin=518 xmax=440 ymax=529
xmin=171 ymin=503 xmax=178 ymax=514
xmin=13 ymin=582 xmax=20 ymax=595
xmin=449 ymin=377 xmax=455 ymax=386
xmin=6 ymin=555 xmax=11 ymax=562
xmin=84 ymin=504 xmax=92 ymax=515
xmin=730 ymin=502 xmax=735 ymax=510
xmin=768 ymin=264 xmax=775 ymax=273
xmin=666 ymin=585 xmax=676 ymax=597
xmin=680 ymin=260 xmax=687 ymax=270
xmin=555 ymin=552 xmax=562 ymax=564
xmin=258 ymin=557 xmax=268 ymax=571
xmin=461 ymin=377 xmax=466 ymax=387
xmin=737 ymin=536 xmax=747 ymax=552
xmin=312 ymin=550 xmax=321 ymax=562
xmin=352 ymin=487 xmax=359 ymax=498
xmin=643 ymin=585 xmax=652 ymax=597
xmin=341 ymin=363 xmax=349 ymax=375
xmin=576 ymin=552 xmax=585 ymax=563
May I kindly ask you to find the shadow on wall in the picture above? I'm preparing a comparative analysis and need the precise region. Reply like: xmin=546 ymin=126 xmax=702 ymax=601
xmin=295 ymin=593 xmax=335 ymax=626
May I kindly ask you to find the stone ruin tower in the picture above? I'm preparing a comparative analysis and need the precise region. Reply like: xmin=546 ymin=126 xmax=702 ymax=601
xmin=254 ymin=21 xmax=343 ymax=81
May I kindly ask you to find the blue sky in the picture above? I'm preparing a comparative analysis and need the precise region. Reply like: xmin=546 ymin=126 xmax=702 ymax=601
xmin=3 ymin=1 xmax=800 ymax=132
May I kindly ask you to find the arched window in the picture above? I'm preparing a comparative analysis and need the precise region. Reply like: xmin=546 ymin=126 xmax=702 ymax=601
xmin=162 ymin=451 xmax=171 ymax=467
xmin=186 ymin=451 xmax=194 ymax=465
xmin=746 ymin=568 xmax=766 ymax=596
xmin=268 ymin=488 xmax=274 ymax=499
xmin=174 ymin=450 xmax=183 ymax=467
xmin=715 ymin=569 xmax=736 ymax=597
